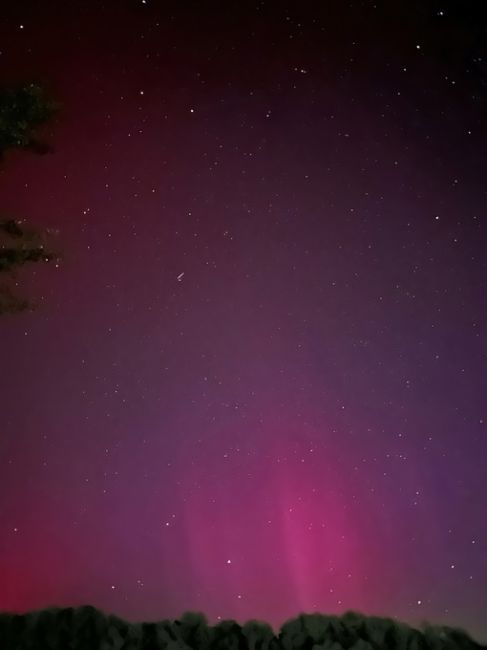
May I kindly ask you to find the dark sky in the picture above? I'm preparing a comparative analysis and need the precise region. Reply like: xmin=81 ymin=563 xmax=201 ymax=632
xmin=1 ymin=0 xmax=486 ymax=641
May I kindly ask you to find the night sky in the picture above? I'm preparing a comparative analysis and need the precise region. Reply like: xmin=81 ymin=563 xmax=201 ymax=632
xmin=1 ymin=0 xmax=486 ymax=642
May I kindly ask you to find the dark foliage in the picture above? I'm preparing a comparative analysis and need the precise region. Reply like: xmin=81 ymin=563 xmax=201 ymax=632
xmin=0 ymin=607 xmax=484 ymax=650
xmin=0 ymin=84 xmax=56 ymax=157
xmin=0 ymin=83 xmax=59 ymax=314
xmin=0 ymin=218 xmax=58 ymax=313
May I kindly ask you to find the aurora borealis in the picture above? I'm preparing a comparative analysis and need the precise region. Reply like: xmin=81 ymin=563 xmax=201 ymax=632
xmin=0 ymin=0 xmax=486 ymax=642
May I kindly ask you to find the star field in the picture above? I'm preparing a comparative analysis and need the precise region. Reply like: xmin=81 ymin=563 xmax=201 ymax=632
xmin=0 ymin=0 xmax=486 ymax=642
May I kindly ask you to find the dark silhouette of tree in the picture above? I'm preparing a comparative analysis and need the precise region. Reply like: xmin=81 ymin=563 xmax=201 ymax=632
xmin=0 ymin=606 xmax=485 ymax=650
xmin=212 ymin=620 xmax=246 ymax=650
xmin=242 ymin=619 xmax=276 ymax=650
xmin=0 ymin=84 xmax=59 ymax=314
xmin=141 ymin=622 xmax=170 ymax=650
xmin=179 ymin=612 xmax=214 ymax=650
xmin=0 ymin=84 xmax=56 ymax=157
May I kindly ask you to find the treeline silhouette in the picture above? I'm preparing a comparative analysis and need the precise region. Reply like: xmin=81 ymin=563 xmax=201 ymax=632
xmin=0 ymin=607 xmax=484 ymax=650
